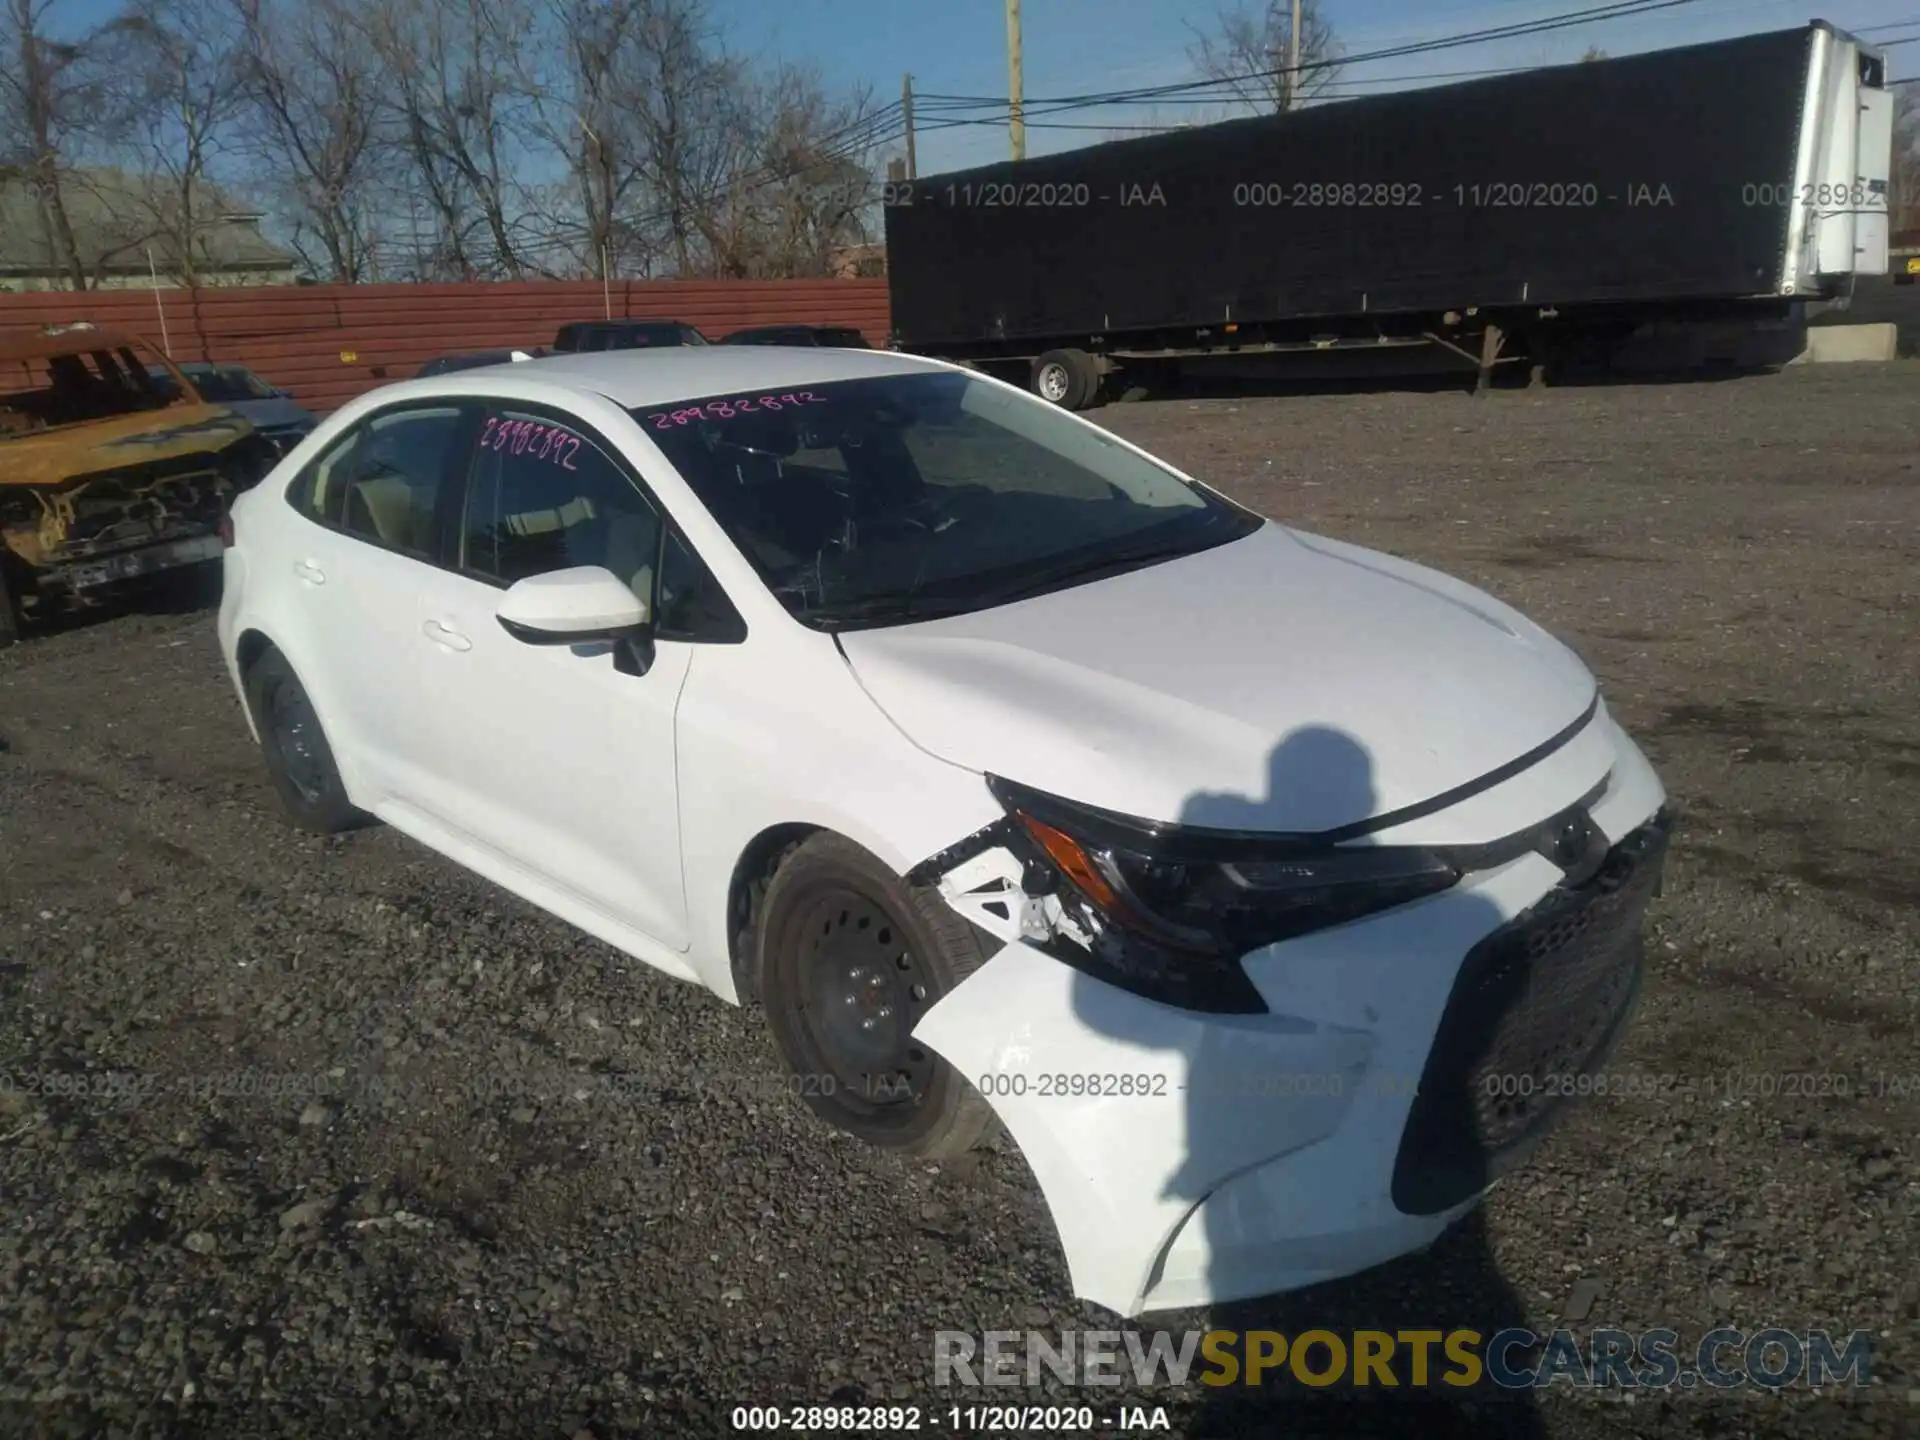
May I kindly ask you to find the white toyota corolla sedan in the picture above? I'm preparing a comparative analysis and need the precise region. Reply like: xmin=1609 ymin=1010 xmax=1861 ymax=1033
xmin=217 ymin=346 xmax=1669 ymax=1317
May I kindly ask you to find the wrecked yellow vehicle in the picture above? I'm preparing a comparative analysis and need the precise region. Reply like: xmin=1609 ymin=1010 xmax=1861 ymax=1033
xmin=0 ymin=325 xmax=277 ymax=647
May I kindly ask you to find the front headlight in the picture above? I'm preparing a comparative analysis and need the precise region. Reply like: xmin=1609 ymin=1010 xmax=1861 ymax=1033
xmin=989 ymin=776 xmax=1461 ymax=1014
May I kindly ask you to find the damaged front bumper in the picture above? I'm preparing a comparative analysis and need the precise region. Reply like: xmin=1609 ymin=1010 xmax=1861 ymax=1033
xmin=42 ymin=530 xmax=227 ymax=594
xmin=910 ymin=711 xmax=1668 ymax=1318
xmin=1 ymin=452 xmax=263 ymax=605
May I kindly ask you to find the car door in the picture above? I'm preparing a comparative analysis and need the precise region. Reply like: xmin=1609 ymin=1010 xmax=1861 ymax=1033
xmin=279 ymin=401 xmax=474 ymax=802
xmin=401 ymin=403 xmax=701 ymax=950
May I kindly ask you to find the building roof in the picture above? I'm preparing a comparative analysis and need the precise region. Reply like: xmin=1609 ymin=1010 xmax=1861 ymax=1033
xmin=0 ymin=168 xmax=298 ymax=277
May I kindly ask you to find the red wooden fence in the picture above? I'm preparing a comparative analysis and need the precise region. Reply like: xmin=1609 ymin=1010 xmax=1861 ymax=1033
xmin=0 ymin=279 xmax=892 ymax=414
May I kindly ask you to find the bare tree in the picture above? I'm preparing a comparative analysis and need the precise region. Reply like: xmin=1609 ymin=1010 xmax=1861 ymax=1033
xmin=617 ymin=0 xmax=752 ymax=277
xmin=516 ymin=0 xmax=888 ymax=281
xmin=697 ymin=66 xmax=881 ymax=278
xmin=1186 ymin=0 xmax=1340 ymax=114
xmin=231 ymin=0 xmax=383 ymax=282
xmin=521 ymin=0 xmax=678 ymax=280
xmin=0 ymin=0 xmax=146 ymax=289
xmin=1581 ymin=46 xmax=1608 ymax=62
xmin=109 ymin=0 xmax=250 ymax=287
xmin=366 ymin=0 xmax=537 ymax=279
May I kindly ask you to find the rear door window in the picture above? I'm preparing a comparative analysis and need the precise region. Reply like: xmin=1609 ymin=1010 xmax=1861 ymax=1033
xmin=334 ymin=405 xmax=469 ymax=557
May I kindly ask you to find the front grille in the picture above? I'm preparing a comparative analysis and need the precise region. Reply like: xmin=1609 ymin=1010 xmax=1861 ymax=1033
xmin=1391 ymin=809 xmax=1672 ymax=1216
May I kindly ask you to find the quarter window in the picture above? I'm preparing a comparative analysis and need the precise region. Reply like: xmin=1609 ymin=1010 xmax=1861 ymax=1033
xmin=657 ymin=529 xmax=746 ymax=643
xmin=289 ymin=431 xmax=363 ymax=527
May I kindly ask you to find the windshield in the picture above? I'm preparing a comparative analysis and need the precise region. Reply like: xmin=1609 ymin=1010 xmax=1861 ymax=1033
xmin=179 ymin=365 xmax=274 ymax=402
xmin=630 ymin=370 xmax=1260 ymax=629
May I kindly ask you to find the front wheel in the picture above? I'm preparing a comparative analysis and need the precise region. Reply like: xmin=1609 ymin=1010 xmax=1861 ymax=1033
xmin=755 ymin=833 xmax=998 ymax=1157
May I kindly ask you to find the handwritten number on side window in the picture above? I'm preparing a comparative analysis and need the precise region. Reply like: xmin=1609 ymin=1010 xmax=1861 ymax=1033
xmin=481 ymin=416 xmax=579 ymax=470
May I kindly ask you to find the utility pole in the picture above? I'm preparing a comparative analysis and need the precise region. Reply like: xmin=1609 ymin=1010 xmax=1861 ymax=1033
xmin=1285 ymin=0 xmax=1302 ymax=111
xmin=1007 ymin=0 xmax=1025 ymax=161
xmin=902 ymin=73 xmax=917 ymax=178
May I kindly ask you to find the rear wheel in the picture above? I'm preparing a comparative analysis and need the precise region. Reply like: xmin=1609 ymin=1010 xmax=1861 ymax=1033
xmin=243 ymin=648 xmax=368 ymax=834
xmin=756 ymin=833 xmax=998 ymax=1157
xmin=1031 ymin=348 xmax=1099 ymax=410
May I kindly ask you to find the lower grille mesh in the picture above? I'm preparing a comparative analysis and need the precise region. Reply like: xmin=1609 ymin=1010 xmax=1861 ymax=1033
xmin=1391 ymin=811 xmax=1671 ymax=1216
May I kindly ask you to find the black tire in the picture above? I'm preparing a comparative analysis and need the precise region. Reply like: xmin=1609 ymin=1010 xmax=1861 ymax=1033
xmin=242 ymin=647 xmax=368 ymax=834
xmin=0 ymin=559 xmax=19 ymax=651
xmin=755 ymin=833 xmax=998 ymax=1158
xmin=1030 ymin=348 xmax=1098 ymax=410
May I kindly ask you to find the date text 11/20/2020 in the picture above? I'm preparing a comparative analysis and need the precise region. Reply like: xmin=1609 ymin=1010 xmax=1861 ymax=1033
xmin=879 ymin=180 xmax=1688 ymax=209
xmin=728 ymin=1404 xmax=1174 ymax=1432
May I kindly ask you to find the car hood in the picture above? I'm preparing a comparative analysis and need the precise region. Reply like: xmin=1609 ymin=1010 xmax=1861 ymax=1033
xmin=0 ymin=404 xmax=257 ymax=488
xmin=835 ymin=523 xmax=1599 ymax=832
xmin=222 ymin=396 xmax=314 ymax=432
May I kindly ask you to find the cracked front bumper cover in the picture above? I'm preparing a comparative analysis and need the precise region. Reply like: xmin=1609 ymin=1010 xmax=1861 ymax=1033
xmin=909 ymin=708 xmax=1668 ymax=1317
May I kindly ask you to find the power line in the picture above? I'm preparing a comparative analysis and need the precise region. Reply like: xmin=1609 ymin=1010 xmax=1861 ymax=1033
xmin=915 ymin=61 xmax=1534 ymax=111
xmin=913 ymin=0 xmax=1712 ymax=123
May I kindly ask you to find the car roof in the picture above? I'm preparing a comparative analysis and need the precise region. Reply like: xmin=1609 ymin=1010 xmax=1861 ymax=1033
xmin=0 ymin=326 xmax=151 ymax=362
xmin=381 ymin=345 xmax=934 ymax=410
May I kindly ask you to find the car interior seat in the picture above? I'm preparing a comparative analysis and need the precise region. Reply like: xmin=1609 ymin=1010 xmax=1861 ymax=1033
xmin=345 ymin=475 xmax=419 ymax=550
xmin=599 ymin=511 xmax=660 ymax=604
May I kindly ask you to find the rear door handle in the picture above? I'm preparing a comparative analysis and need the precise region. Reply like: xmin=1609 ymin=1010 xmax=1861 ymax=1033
xmin=422 ymin=619 xmax=472 ymax=653
xmin=293 ymin=559 xmax=326 ymax=585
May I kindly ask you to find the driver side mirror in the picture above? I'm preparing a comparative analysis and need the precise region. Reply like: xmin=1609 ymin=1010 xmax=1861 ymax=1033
xmin=495 ymin=565 xmax=656 ymax=676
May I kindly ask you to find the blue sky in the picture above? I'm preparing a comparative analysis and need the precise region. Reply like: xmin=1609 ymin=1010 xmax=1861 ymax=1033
xmin=59 ymin=0 xmax=1920 ymax=178
xmin=704 ymin=0 xmax=1920 ymax=172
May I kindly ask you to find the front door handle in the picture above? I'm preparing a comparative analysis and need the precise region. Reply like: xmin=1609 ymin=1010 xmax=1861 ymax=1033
xmin=293 ymin=559 xmax=326 ymax=585
xmin=422 ymin=619 xmax=472 ymax=653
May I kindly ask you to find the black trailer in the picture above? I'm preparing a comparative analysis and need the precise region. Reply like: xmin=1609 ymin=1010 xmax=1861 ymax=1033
xmin=884 ymin=22 xmax=1892 ymax=407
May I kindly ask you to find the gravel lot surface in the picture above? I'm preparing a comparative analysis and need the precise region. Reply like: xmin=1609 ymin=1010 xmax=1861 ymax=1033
xmin=1 ymin=363 xmax=1916 ymax=1439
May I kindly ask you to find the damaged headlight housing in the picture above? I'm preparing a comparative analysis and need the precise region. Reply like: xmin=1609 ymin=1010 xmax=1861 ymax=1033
xmin=988 ymin=775 xmax=1462 ymax=1015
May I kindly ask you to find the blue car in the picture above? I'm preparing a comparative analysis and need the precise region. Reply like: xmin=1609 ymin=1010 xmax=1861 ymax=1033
xmin=150 ymin=362 xmax=317 ymax=457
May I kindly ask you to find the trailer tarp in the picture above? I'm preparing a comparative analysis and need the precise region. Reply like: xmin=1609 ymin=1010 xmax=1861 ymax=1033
xmin=885 ymin=26 xmax=1824 ymax=346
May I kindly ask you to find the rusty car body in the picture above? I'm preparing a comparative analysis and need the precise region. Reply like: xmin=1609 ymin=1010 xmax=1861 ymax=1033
xmin=0 ymin=324 xmax=278 ymax=645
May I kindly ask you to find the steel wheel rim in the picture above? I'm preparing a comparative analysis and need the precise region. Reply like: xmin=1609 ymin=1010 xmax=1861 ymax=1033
xmin=793 ymin=888 xmax=935 ymax=1110
xmin=1037 ymin=363 xmax=1071 ymax=403
xmin=267 ymin=681 xmax=325 ymax=805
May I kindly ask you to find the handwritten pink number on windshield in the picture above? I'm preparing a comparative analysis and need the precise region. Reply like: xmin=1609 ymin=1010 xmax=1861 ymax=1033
xmin=645 ymin=391 xmax=826 ymax=429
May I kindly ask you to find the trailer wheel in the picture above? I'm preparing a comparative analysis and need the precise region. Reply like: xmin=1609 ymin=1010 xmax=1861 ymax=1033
xmin=1031 ymin=349 xmax=1097 ymax=410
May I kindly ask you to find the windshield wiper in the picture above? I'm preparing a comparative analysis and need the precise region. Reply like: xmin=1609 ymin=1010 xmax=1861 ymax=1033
xmin=964 ymin=534 xmax=1211 ymax=609
xmin=803 ymin=527 xmax=1232 ymax=631
xmin=801 ymin=594 xmax=988 ymax=631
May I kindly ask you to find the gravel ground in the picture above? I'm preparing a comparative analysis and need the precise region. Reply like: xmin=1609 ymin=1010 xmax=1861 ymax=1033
xmin=1 ymin=362 xmax=1916 ymax=1439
